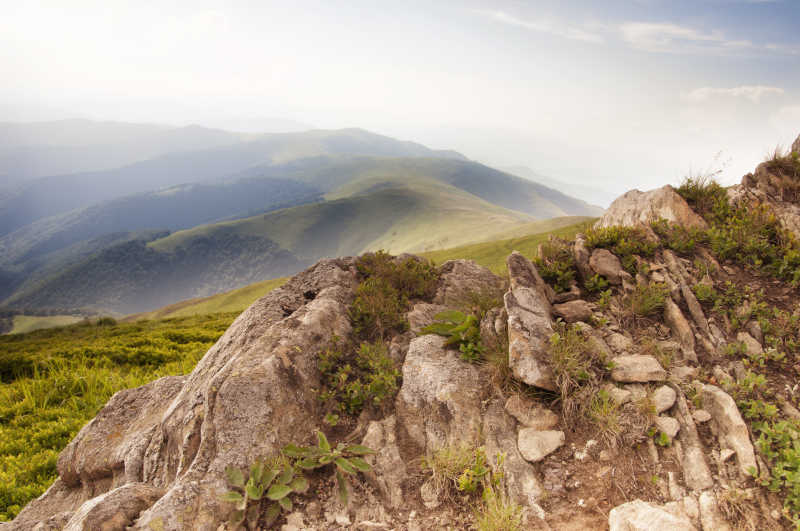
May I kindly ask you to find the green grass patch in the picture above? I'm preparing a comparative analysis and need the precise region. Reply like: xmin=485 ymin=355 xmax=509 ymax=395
xmin=0 ymin=313 xmax=233 ymax=521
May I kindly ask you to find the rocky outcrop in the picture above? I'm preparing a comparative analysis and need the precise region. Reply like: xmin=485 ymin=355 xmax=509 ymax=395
xmin=595 ymin=185 xmax=708 ymax=231
xmin=610 ymin=355 xmax=667 ymax=383
xmin=589 ymin=249 xmax=625 ymax=284
xmin=504 ymin=252 xmax=556 ymax=390
xmin=702 ymin=385 xmax=758 ymax=478
xmin=517 ymin=429 xmax=565 ymax=463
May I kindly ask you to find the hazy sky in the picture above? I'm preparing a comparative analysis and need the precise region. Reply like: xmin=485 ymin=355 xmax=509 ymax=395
xmin=2 ymin=0 xmax=799 ymax=197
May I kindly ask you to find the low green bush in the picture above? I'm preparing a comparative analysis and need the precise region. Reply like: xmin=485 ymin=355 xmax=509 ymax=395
xmin=533 ymin=237 xmax=576 ymax=293
xmin=422 ymin=310 xmax=484 ymax=362
xmin=628 ymin=283 xmax=669 ymax=317
xmin=318 ymin=339 xmax=400 ymax=416
xmin=584 ymin=226 xmax=657 ymax=275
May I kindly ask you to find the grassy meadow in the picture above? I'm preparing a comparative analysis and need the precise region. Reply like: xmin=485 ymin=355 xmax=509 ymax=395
xmin=0 ymin=313 xmax=235 ymax=521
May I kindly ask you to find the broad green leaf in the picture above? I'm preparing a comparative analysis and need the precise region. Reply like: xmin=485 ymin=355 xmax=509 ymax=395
xmin=277 ymin=465 xmax=294 ymax=485
xmin=250 ymin=461 xmax=263 ymax=485
xmin=220 ymin=490 xmax=244 ymax=503
xmin=344 ymin=444 xmax=376 ymax=455
xmin=264 ymin=502 xmax=281 ymax=525
xmin=298 ymin=457 xmax=324 ymax=470
xmin=262 ymin=467 xmax=279 ymax=488
xmin=225 ymin=466 xmax=245 ymax=488
xmin=245 ymin=483 xmax=263 ymax=500
xmin=282 ymin=444 xmax=310 ymax=458
xmin=319 ymin=454 xmax=333 ymax=465
xmin=246 ymin=504 xmax=260 ymax=527
xmin=267 ymin=483 xmax=292 ymax=500
xmin=290 ymin=476 xmax=309 ymax=493
xmin=335 ymin=457 xmax=357 ymax=475
xmin=349 ymin=457 xmax=371 ymax=472
xmin=279 ymin=495 xmax=293 ymax=511
xmin=317 ymin=431 xmax=331 ymax=453
xmin=421 ymin=322 xmax=456 ymax=336
xmin=336 ymin=468 xmax=349 ymax=505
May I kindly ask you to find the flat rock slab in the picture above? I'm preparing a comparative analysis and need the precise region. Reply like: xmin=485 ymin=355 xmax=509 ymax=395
xmin=655 ymin=416 xmax=680 ymax=439
xmin=609 ymin=499 xmax=697 ymax=531
xmin=518 ymin=429 xmax=565 ymax=463
xmin=611 ymin=355 xmax=667 ymax=383
xmin=702 ymin=384 xmax=758 ymax=477
xmin=504 ymin=394 xmax=558 ymax=430
xmin=652 ymin=385 xmax=677 ymax=414
xmin=552 ymin=299 xmax=593 ymax=323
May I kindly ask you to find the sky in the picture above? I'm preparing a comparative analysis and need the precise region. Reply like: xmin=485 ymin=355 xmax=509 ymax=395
xmin=2 ymin=0 xmax=799 ymax=201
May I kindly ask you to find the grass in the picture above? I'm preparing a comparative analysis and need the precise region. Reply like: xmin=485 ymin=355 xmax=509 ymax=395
xmin=0 ymin=313 xmax=234 ymax=521
xmin=125 ymin=277 xmax=288 ymax=321
xmin=420 ymin=220 xmax=593 ymax=275
xmin=8 ymin=315 xmax=84 ymax=335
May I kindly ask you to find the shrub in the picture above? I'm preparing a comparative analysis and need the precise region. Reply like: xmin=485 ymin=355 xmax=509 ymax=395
xmin=676 ymin=175 xmax=729 ymax=222
xmin=650 ymin=218 xmax=707 ymax=255
xmin=751 ymin=419 xmax=800 ymax=526
xmin=587 ymin=389 xmax=621 ymax=446
xmin=533 ymin=237 xmax=576 ymax=293
xmin=474 ymin=483 xmax=524 ymax=531
xmin=422 ymin=310 xmax=484 ymax=362
xmin=692 ymin=283 xmax=717 ymax=306
xmin=584 ymin=226 xmax=657 ymax=275
xmin=584 ymin=274 xmax=609 ymax=293
xmin=424 ymin=444 xmax=483 ymax=498
xmin=628 ymin=283 xmax=669 ymax=317
xmin=318 ymin=339 xmax=400 ymax=416
xmin=355 ymin=251 xmax=439 ymax=300
xmin=349 ymin=278 xmax=407 ymax=339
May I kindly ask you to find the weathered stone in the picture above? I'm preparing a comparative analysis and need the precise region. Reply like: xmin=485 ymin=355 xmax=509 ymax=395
xmin=590 ymin=249 xmax=624 ymax=285
xmin=606 ymin=332 xmax=634 ymax=354
xmin=624 ymin=383 xmax=648 ymax=402
xmin=517 ymin=429 xmax=565 ymax=463
xmin=653 ymin=385 xmax=677 ymax=414
xmin=30 ymin=512 xmax=72 ymax=531
xmin=503 ymin=394 xmax=558 ymax=430
xmin=702 ymin=385 xmax=758 ymax=478
xmin=664 ymin=299 xmax=697 ymax=363
xmin=552 ymin=299 xmax=593 ymax=323
xmin=433 ymin=259 xmax=504 ymax=307
xmin=673 ymin=393 xmax=714 ymax=491
xmin=692 ymin=410 xmax=711 ymax=424
xmin=680 ymin=283 xmax=710 ymax=337
xmin=670 ymin=366 xmax=698 ymax=384
xmin=655 ymin=417 xmax=680 ymax=439
xmin=420 ymin=481 xmax=440 ymax=510
xmin=553 ymin=283 xmax=581 ymax=304
xmin=483 ymin=400 xmax=543 ymax=509
xmin=698 ymin=491 xmax=731 ymax=531
xmin=361 ymin=416 xmax=406 ymax=509
xmin=396 ymin=335 xmax=482 ymax=453
xmin=63 ymin=483 xmax=163 ymax=531
xmin=596 ymin=185 xmax=708 ymax=232
xmin=407 ymin=303 xmax=447 ymax=334
xmin=505 ymin=252 xmax=555 ymax=390
xmin=608 ymin=499 xmax=697 ymax=531
xmin=603 ymin=384 xmax=632 ymax=405
xmin=611 ymin=355 xmax=667 ymax=383
xmin=745 ymin=320 xmax=763 ymax=345
xmin=573 ymin=234 xmax=593 ymax=282
xmin=736 ymin=331 xmax=763 ymax=357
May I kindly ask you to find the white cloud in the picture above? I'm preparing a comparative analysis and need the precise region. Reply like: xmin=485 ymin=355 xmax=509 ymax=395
xmin=620 ymin=22 xmax=753 ymax=54
xmin=686 ymin=85 xmax=785 ymax=103
xmin=475 ymin=10 xmax=604 ymax=43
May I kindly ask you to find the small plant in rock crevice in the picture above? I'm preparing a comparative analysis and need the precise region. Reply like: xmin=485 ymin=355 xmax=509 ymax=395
xmin=627 ymin=282 xmax=669 ymax=317
xmin=283 ymin=431 xmax=374 ymax=505
xmin=422 ymin=310 xmax=484 ymax=362
xmin=533 ymin=237 xmax=576 ymax=294
xmin=221 ymin=456 xmax=309 ymax=529
xmin=584 ymin=273 xmax=609 ymax=293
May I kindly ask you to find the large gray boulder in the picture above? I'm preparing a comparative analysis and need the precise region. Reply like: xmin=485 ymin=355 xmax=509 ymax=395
xmin=396 ymin=334 xmax=483 ymax=453
xmin=504 ymin=252 xmax=556 ymax=390
xmin=9 ymin=259 xmax=359 ymax=531
xmin=596 ymin=185 xmax=708 ymax=231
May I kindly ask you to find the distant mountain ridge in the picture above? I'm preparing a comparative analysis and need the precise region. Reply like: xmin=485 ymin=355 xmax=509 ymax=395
xmin=0 ymin=120 xmax=602 ymax=314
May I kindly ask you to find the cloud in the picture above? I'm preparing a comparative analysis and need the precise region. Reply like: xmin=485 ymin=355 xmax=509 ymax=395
xmin=620 ymin=21 xmax=799 ymax=55
xmin=620 ymin=22 xmax=754 ymax=54
xmin=686 ymin=85 xmax=785 ymax=103
xmin=475 ymin=10 xmax=604 ymax=43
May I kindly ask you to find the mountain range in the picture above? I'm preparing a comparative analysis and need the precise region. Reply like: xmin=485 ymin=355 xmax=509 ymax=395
xmin=0 ymin=120 xmax=603 ymax=314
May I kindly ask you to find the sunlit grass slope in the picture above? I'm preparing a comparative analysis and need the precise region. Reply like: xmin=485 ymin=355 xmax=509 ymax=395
xmin=126 ymin=276 xmax=287 ymax=321
xmin=9 ymin=315 xmax=84 ymax=335
xmin=0 ymin=313 xmax=235 ymax=521
xmin=420 ymin=219 xmax=594 ymax=275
